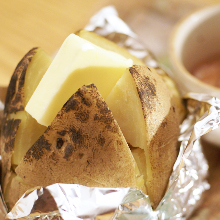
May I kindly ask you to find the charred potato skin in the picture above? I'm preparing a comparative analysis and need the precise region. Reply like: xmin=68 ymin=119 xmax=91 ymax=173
xmin=130 ymin=65 xmax=181 ymax=209
xmin=15 ymin=84 xmax=137 ymax=190
xmin=1 ymin=118 xmax=21 ymax=194
xmin=1 ymin=48 xmax=38 ymax=199
xmin=4 ymin=48 xmax=38 ymax=115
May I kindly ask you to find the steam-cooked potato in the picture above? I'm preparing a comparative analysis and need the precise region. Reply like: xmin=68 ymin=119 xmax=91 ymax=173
xmin=1 ymin=32 xmax=185 ymax=211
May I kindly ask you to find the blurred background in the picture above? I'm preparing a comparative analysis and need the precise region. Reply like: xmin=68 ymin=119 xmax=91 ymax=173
xmin=1 ymin=0 xmax=220 ymax=87
xmin=1 ymin=0 xmax=220 ymax=219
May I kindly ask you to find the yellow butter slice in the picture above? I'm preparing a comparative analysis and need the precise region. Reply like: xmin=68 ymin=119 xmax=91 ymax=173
xmin=25 ymin=34 xmax=132 ymax=126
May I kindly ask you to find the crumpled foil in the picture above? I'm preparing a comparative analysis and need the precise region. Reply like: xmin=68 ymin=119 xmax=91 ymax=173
xmin=85 ymin=6 xmax=159 ymax=69
xmin=4 ymin=5 xmax=220 ymax=220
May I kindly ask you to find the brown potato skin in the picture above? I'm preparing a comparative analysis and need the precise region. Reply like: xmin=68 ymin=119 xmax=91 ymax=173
xmin=130 ymin=65 xmax=181 ymax=209
xmin=4 ymin=48 xmax=38 ymax=115
xmin=7 ymin=179 xmax=56 ymax=214
xmin=4 ymin=173 xmax=33 ymax=210
xmin=15 ymin=84 xmax=137 ymax=192
xmin=1 ymin=119 xmax=21 ymax=194
xmin=1 ymin=48 xmax=38 ymax=207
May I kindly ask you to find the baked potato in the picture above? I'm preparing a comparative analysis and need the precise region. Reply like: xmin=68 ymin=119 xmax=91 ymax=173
xmin=1 ymin=31 xmax=185 ymax=210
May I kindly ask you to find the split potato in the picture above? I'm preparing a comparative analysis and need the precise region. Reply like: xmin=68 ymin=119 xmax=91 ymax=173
xmin=1 ymin=31 xmax=185 ymax=211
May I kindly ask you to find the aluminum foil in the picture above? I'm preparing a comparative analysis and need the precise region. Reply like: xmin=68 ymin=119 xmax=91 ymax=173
xmin=3 ymin=5 xmax=220 ymax=220
xmin=85 ymin=6 xmax=159 ymax=70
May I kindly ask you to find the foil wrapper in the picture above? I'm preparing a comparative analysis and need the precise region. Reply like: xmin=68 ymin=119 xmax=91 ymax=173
xmin=3 ymin=5 xmax=220 ymax=220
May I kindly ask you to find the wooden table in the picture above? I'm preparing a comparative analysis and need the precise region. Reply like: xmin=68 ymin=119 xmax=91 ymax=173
xmin=0 ymin=0 xmax=150 ymax=87
xmin=1 ymin=1 xmax=220 ymax=219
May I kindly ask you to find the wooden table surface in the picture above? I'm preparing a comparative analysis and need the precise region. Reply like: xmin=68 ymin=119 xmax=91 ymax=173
xmin=0 ymin=0 xmax=150 ymax=87
xmin=1 ymin=1 xmax=220 ymax=219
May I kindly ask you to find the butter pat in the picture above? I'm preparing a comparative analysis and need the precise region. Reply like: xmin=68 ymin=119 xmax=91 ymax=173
xmin=25 ymin=34 xmax=133 ymax=126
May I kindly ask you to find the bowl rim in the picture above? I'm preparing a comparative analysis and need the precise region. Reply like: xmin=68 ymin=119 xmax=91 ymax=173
xmin=169 ymin=3 xmax=220 ymax=93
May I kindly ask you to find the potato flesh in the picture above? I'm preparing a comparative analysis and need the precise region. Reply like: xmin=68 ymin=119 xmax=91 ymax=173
xmin=106 ymin=69 xmax=147 ymax=150
xmin=9 ymin=112 xmax=46 ymax=166
xmin=131 ymin=148 xmax=146 ymax=182
xmin=132 ymin=148 xmax=147 ymax=193
xmin=105 ymin=68 xmax=152 ymax=191
xmin=24 ymin=48 xmax=53 ymax=106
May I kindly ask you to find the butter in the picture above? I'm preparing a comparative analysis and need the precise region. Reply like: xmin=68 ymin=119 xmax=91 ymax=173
xmin=25 ymin=34 xmax=132 ymax=126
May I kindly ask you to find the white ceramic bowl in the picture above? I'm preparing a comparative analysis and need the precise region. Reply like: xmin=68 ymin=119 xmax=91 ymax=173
xmin=169 ymin=4 xmax=220 ymax=146
xmin=170 ymin=4 xmax=220 ymax=96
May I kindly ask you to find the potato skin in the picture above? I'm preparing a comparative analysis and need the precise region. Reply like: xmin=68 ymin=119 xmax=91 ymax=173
xmin=130 ymin=65 xmax=181 ymax=209
xmin=3 ymin=172 xmax=32 ymax=210
xmin=4 ymin=48 xmax=38 ymax=115
xmin=15 ymin=84 xmax=137 ymax=191
xmin=1 ymin=48 xmax=38 ymax=177
xmin=1 ymin=48 xmax=38 ymax=207
xmin=1 ymin=119 xmax=21 ymax=193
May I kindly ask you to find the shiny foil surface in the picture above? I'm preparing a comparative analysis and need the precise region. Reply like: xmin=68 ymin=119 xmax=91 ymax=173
xmin=4 ymin=6 xmax=220 ymax=220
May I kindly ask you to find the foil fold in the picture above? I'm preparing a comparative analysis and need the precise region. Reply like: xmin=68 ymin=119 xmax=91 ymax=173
xmin=3 ymin=6 xmax=219 ymax=220
xmin=85 ymin=6 xmax=159 ymax=69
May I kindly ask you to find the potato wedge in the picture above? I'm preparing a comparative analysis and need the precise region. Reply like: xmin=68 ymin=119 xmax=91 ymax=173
xmin=2 ymin=48 xmax=37 ymax=192
xmin=15 ymin=84 xmax=138 ymax=189
xmin=106 ymin=65 xmax=181 ymax=209
xmin=133 ymin=66 xmax=180 ymax=209
xmin=1 ymin=48 xmax=51 ymax=204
